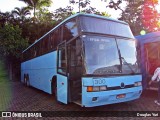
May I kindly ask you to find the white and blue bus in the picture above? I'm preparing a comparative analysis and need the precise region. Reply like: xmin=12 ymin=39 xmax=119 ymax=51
xmin=21 ymin=13 xmax=142 ymax=107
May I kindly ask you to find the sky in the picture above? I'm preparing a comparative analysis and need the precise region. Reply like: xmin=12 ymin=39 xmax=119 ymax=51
xmin=0 ymin=0 xmax=126 ymax=19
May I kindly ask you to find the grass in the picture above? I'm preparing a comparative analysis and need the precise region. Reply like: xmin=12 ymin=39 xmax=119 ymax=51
xmin=0 ymin=60 xmax=11 ymax=111
xmin=0 ymin=60 xmax=8 ymax=84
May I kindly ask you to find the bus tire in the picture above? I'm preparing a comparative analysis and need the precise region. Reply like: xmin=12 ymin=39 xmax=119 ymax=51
xmin=54 ymin=82 xmax=57 ymax=101
xmin=24 ymin=74 xmax=27 ymax=86
xmin=26 ymin=74 xmax=30 ymax=87
xmin=52 ymin=77 xmax=57 ymax=101
xmin=53 ymin=81 xmax=64 ymax=105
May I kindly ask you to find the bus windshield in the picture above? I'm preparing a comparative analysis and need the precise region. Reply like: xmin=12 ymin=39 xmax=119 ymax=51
xmin=82 ymin=35 xmax=140 ymax=75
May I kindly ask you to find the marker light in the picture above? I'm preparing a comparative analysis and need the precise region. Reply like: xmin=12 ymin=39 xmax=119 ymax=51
xmin=87 ymin=86 xmax=93 ymax=92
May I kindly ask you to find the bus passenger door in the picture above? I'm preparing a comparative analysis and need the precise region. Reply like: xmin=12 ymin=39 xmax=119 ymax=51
xmin=57 ymin=41 xmax=68 ymax=104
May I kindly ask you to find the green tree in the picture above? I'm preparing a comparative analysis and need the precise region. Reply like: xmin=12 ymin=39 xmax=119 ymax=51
xmin=54 ymin=6 xmax=74 ymax=22
xmin=141 ymin=0 xmax=160 ymax=32
xmin=107 ymin=0 xmax=123 ymax=11
xmin=0 ymin=11 xmax=14 ymax=25
xmin=0 ymin=24 xmax=29 ymax=80
xmin=19 ymin=0 xmax=52 ymax=17
xmin=36 ymin=8 xmax=53 ymax=23
xmin=81 ymin=6 xmax=110 ymax=17
xmin=107 ymin=0 xmax=160 ymax=35
xmin=69 ymin=0 xmax=110 ymax=17
xmin=0 ymin=23 xmax=28 ymax=59
xmin=70 ymin=0 xmax=90 ymax=12
xmin=118 ymin=0 xmax=144 ymax=35
xmin=12 ymin=7 xmax=31 ymax=22
xmin=0 ymin=11 xmax=6 ymax=27
xmin=18 ymin=8 xmax=56 ymax=44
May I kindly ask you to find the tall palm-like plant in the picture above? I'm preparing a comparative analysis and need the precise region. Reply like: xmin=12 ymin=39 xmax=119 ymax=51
xmin=19 ymin=0 xmax=52 ymax=17
xmin=12 ymin=7 xmax=31 ymax=21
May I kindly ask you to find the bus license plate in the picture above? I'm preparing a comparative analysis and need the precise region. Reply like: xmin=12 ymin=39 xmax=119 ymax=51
xmin=116 ymin=94 xmax=126 ymax=99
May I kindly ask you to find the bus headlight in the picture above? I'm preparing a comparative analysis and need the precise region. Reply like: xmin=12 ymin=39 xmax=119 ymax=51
xmin=100 ymin=86 xmax=107 ymax=91
xmin=87 ymin=86 xmax=107 ymax=92
xmin=93 ymin=86 xmax=100 ymax=91
xmin=134 ymin=81 xmax=142 ymax=87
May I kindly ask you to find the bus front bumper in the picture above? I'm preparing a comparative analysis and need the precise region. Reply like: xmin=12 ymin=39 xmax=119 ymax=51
xmin=81 ymin=86 xmax=142 ymax=107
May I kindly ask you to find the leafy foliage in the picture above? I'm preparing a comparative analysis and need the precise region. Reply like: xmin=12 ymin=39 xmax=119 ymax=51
xmin=70 ymin=0 xmax=90 ymax=12
xmin=108 ymin=0 xmax=123 ymax=11
xmin=0 ymin=11 xmax=14 ymax=26
xmin=82 ymin=6 xmax=110 ymax=17
xmin=108 ymin=0 xmax=160 ymax=35
xmin=0 ymin=24 xmax=29 ymax=59
xmin=118 ymin=0 xmax=144 ymax=35
xmin=19 ymin=0 xmax=52 ymax=17
xmin=53 ymin=6 xmax=74 ymax=22
xmin=141 ymin=0 xmax=160 ymax=32
xmin=12 ymin=7 xmax=31 ymax=22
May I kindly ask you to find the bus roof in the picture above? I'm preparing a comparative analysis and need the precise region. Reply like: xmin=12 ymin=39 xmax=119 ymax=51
xmin=135 ymin=31 xmax=160 ymax=44
xmin=23 ymin=13 xmax=128 ymax=53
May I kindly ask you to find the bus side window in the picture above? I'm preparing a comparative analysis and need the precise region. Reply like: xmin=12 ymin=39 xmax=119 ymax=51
xmin=30 ymin=47 xmax=33 ymax=59
xmin=28 ymin=49 xmax=31 ymax=60
xmin=42 ymin=36 xmax=49 ymax=54
xmin=58 ymin=47 xmax=67 ymax=74
xmin=50 ymin=32 xmax=55 ymax=50
xmin=23 ymin=52 xmax=26 ymax=61
xmin=33 ymin=46 xmax=37 ymax=57
xmin=55 ymin=27 xmax=62 ymax=45
xmin=37 ymin=42 xmax=41 ymax=56
xmin=63 ymin=19 xmax=78 ymax=41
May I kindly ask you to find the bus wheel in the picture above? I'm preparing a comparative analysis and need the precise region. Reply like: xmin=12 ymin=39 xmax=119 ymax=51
xmin=26 ymin=74 xmax=30 ymax=87
xmin=54 ymin=82 xmax=57 ymax=101
xmin=52 ymin=80 xmax=57 ymax=101
xmin=24 ymin=74 xmax=27 ymax=86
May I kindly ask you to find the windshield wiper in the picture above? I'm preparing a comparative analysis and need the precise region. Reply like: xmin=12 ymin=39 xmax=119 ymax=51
xmin=115 ymin=39 xmax=135 ymax=74
xmin=117 ymin=49 xmax=123 ymax=72
xmin=115 ymin=40 xmax=122 ymax=72
xmin=121 ymin=57 xmax=135 ymax=74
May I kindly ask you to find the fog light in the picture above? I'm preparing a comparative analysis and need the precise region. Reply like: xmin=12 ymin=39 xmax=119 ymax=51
xmin=92 ymin=97 xmax=98 ymax=101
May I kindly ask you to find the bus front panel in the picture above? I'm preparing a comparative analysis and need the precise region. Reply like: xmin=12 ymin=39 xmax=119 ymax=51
xmin=81 ymin=75 xmax=142 ymax=107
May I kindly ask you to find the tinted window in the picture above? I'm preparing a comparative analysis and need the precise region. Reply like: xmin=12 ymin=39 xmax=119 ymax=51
xmin=63 ymin=19 xmax=78 ymax=41
xmin=58 ymin=44 xmax=67 ymax=75
xmin=80 ymin=16 xmax=134 ymax=39
xmin=55 ymin=27 xmax=62 ymax=45
xmin=23 ymin=51 xmax=27 ymax=61
xmin=33 ymin=46 xmax=37 ymax=57
xmin=50 ymin=32 xmax=56 ymax=50
xmin=37 ymin=42 xmax=41 ymax=56
xmin=42 ymin=36 xmax=49 ymax=54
